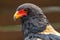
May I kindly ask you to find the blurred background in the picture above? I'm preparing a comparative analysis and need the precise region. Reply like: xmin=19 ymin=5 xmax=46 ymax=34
xmin=0 ymin=0 xmax=60 ymax=40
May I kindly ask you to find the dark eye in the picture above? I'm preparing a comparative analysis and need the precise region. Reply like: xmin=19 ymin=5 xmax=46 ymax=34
xmin=24 ymin=8 xmax=28 ymax=11
xmin=25 ymin=8 xmax=31 ymax=13
xmin=25 ymin=8 xmax=30 ymax=11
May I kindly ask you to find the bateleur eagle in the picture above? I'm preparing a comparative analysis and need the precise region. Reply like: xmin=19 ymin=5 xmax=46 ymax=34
xmin=13 ymin=3 xmax=60 ymax=40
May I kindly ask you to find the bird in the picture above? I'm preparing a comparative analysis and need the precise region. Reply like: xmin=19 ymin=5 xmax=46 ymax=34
xmin=13 ymin=3 xmax=60 ymax=40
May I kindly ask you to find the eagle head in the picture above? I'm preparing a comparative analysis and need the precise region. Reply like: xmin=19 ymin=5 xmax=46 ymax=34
xmin=13 ymin=3 xmax=44 ymax=21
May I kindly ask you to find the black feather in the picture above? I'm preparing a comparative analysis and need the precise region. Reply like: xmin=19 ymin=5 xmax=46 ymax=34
xmin=17 ymin=3 xmax=48 ymax=39
xmin=16 ymin=3 xmax=60 ymax=40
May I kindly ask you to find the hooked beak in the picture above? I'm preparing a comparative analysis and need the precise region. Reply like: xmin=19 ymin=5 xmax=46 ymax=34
xmin=13 ymin=9 xmax=27 ymax=21
xmin=13 ymin=11 xmax=22 ymax=21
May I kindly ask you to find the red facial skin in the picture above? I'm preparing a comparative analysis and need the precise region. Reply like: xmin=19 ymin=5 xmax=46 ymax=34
xmin=18 ymin=9 xmax=27 ymax=17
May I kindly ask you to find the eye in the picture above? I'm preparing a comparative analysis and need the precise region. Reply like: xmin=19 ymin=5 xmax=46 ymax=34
xmin=25 ymin=8 xmax=31 ymax=13
xmin=25 ymin=8 xmax=30 ymax=11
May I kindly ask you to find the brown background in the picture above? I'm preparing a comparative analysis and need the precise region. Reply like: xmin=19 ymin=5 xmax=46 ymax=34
xmin=0 ymin=0 xmax=60 ymax=40
xmin=0 ymin=0 xmax=60 ymax=26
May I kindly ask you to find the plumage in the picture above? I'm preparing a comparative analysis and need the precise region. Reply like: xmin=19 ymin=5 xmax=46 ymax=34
xmin=13 ymin=3 xmax=60 ymax=40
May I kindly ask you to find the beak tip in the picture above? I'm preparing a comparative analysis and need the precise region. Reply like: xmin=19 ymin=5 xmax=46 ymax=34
xmin=13 ymin=16 xmax=16 ymax=21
